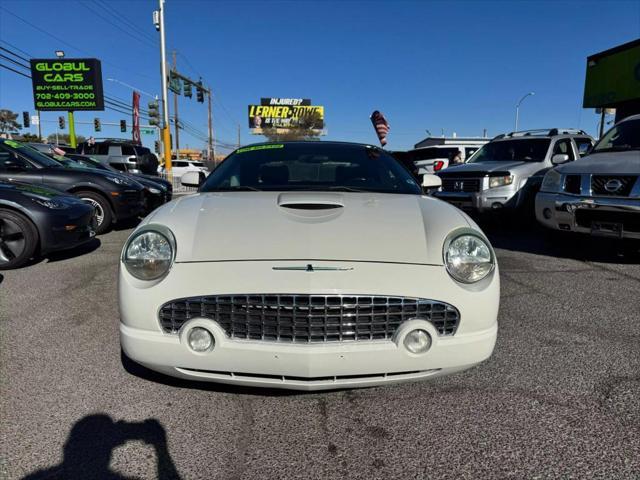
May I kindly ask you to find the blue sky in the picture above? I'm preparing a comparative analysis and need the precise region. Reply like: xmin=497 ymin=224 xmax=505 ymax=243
xmin=1 ymin=0 xmax=639 ymax=153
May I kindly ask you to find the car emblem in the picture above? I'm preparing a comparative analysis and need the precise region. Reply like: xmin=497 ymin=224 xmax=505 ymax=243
xmin=604 ymin=179 xmax=623 ymax=193
xmin=272 ymin=264 xmax=353 ymax=272
xmin=454 ymin=181 xmax=464 ymax=191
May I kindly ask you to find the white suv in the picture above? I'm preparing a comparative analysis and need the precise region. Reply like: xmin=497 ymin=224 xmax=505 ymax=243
xmin=536 ymin=115 xmax=640 ymax=240
xmin=160 ymin=160 xmax=208 ymax=177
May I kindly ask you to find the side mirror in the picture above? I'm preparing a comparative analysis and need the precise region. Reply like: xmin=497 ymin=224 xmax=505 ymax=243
xmin=181 ymin=170 xmax=202 ymax=188
xmin=551 ymin=154 xmax=570 ymax=165
xmin=422 ymin=174 xmax=442 ymax=190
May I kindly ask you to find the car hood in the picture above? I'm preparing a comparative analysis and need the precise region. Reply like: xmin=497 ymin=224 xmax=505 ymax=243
xmin=144 ymin=192 xmax=471 ymax=265
xmin=557 ymin=151 xmax=640 ymax=174
xmin=441 ymin=161 xmax=533 ymax=174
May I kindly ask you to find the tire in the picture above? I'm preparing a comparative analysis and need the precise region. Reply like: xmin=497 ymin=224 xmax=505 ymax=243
xmin=0 ymin=209 xmax=39 ymax=270
xmin=76 ymin=191 xmax=113 ymax=235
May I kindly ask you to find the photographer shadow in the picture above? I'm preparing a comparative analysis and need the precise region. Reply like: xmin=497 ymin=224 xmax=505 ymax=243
xmin=22 ymin=414 xmax=181 ymax=480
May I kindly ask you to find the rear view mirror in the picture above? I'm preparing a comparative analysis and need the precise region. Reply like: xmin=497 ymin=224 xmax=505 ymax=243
xmin=422 ymin=174 xmax=442 ymax=189
xmin=552 ymin=154 xmax=570 ymax=165
xmin=181 ymin=170 xmax=203 ymax=188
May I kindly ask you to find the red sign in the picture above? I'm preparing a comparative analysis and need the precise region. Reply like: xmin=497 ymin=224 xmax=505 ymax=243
xmin=132 ymin=91 xmax=141 ymax=144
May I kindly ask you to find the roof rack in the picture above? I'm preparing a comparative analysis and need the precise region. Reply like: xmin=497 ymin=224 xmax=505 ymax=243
xmin=492 ymin=128 xmax=588 ymax=140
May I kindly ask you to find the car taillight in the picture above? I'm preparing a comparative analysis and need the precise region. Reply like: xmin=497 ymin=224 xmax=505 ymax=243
xmin=434 ymin=160 xmax=445 ymax=172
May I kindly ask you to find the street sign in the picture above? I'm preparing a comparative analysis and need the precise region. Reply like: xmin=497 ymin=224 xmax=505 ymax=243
xmin=140 ymin=128 xmax=155 ymax=135
xmin=29 ymin=58 xmax=105 ymax=111
xmin=31 ymin=115 xmax=39 ymax=125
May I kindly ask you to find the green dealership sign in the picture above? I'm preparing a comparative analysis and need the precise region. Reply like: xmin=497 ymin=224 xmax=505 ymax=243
xmin=30 ymin=58 xmax=105 ymax=111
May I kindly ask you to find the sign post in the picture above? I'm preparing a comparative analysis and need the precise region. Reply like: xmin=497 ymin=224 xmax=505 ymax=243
xmin=68 ymin=111 xmax=76 ymax=147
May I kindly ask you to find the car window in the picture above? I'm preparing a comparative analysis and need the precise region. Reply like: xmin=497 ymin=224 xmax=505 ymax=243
xmin=552 ymin=139 xmax=576 ymax=161
xmin=574 ymin=138 xmax=593 ymax=157
xmin=201 ymin=143 xmax=422 ymax=195
xmin=0 ymin=148 xmax=34 ymax=170
xmin=0 ymin=140 xmax=61 ymax=168
xmin=465 ymin=147 xmax=479 ymax=159
xmin=468 ymin=139 xmax=551 ymax=163
xmin=173 ymin=161 xmax=188 ymax=167
xmin=593 ymin=118 xmax=640 ymax=153
xmin=96 ymin=144 xmax=109 ymax=155
xmin=191 ymin=162 xmax=204 ymax=167
xmin=122 ymin=145 xmax=136 ymax=156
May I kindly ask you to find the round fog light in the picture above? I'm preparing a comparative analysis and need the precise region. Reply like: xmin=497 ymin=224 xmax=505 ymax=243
xmin=404 ymin=329 xmax=432 ymax=354
xmin=188 ymin=327 xmax=214 ymax=352
xmin=543 ymin=208 xmax=552 ymax=219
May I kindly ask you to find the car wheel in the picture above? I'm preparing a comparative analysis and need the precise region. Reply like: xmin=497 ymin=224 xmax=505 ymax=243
xmin=76 ymin=191 xmax=113 ymax=235
xmin=0 ymin=209 xmax=39 ymax=270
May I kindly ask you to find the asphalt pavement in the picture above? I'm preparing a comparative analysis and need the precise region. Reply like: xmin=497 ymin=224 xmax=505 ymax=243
xmin=1 ymin=219 xmax=639 ymax=479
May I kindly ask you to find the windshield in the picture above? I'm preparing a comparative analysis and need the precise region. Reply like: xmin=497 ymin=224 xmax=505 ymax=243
xmin=0 ymin=140 xmax=63 ymax=167
xmin=200 ymin=143 xmax=422 ymax=194
xmin=468 ymin=139 xmax=551 ymax=163
xmin=593 ymin=118 xmax=640 ymax=153
xmin=67 ymin=154 xmax=112 ymax=171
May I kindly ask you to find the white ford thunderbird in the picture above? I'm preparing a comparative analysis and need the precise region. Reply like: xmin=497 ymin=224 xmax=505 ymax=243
xmin=119 ymin=141 xmax=499 ymax=390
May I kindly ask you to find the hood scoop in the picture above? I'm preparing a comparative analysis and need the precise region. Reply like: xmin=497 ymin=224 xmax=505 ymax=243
xmin=277 ymin=192 xmax=345 ymax=220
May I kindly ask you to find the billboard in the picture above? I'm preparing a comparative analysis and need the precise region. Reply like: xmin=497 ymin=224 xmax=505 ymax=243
xmin=583 ymin=39 xmax=640 ymax=108
xmin=248 ymin=98 xmax=324 ymax=131
xmin=29 ymin=58 xmax=105 ymax=111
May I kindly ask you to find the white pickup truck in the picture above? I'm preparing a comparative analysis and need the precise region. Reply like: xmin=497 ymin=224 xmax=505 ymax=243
xmin=536 ymin=114 xmax=640 ymax=240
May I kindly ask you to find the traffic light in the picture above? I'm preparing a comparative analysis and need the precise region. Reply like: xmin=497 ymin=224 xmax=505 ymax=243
xmin=120 ymin=120 xmax=127 ymax=132
xmin=22 ymin=111 xmax=30 ymax=128
xmin=58 ymin=116 xmax=65 ymax=129
xmin=184 ymin=82 xmax=192 ymax=98
xmin=148 ymin=101 xmax=160 ymax=126
xmin=196 ymin=81 xmax=204 ymax=103
xmin=154 ymin=140 xmax=160 ymax=153
xmin=94 ymin=118 xmax=101 ymax=132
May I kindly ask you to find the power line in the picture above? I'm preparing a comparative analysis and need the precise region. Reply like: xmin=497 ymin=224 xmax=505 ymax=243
xmin=0 ymin=39 xmax=33 ymax=60
xmin=0 ymin=6 xmax=156 ymax=82
xmin=0 ymin=45 xmax=30 ymax=63
xmin=0 ymin=52 xmax=29 ymax=70
xmin=0 ymin=63 xmax=31 ymax=78
xmin=79 ymin=1 xmax=157 ymax=51
xmin=92 ymin=0 xmax=158 ymax=45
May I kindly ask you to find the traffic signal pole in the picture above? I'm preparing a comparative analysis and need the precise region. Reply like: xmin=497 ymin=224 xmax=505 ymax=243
xmin=172 ymin=51 xmax=180 ymax=153
xmin=158 ymin=0 xmax=172 ymax=171
xmin=68 ymin=111 xmax=77 ymax=148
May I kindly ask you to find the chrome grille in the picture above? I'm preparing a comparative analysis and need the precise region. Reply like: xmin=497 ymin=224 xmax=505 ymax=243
xmin=591 ymin=175 xmax=637 ymax=196
xmin=158 ymin=294 xmax=460 ymax=341
xmin=441 ymin=178 xmax=481 ymax=192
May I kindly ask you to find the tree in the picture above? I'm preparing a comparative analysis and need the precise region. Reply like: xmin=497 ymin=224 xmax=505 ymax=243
xmin=46 ymin=133 xmax=86 ymax=145
xmin=15 ymin=133 xmax=42 ymax=142
xmin=260 ymin=111 xmax=324 ymax=142
xmin=0 ymin=109 xmax=20 ymax=134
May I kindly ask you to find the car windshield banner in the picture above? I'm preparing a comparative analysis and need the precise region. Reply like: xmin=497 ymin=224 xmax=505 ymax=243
xmin=30 ymin=58 xmax=105 ymax=111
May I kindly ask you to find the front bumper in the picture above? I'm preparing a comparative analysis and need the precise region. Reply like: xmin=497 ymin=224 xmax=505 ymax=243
xmin=112 ymin=189 xmax=145 ymax=220
xmin=434 ymin=186 xmax=520 ymax=213
xmin=119 ymin=260 xmax=499 ymax=390
xmin=536 ymin=192 xmax=640 ymax=239
xmin=39 ymin=205 xmax=96 ymax=254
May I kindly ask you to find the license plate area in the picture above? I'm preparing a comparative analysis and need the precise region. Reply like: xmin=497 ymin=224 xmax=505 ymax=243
xmin=590 ymin=221 xmax=623 ymax=238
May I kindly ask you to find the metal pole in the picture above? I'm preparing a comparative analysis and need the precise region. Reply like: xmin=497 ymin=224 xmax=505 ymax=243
xmin=68 ymin=111 xmax=77 ymax=148
xmin=172 ymin=50 xmax=180 ymax=154
xmin=158 ymin=0 xmax=172 ymax=171
xmin=37 ymin=111 xmax=42 ymax=140
xmin=237 ymin=124 xmax=240 ymax=148
xmin=207 ymin=88 xmax=214 ymax=160
xmin=515 ymin=106 xmax=519 ymax=132
xmin=598 ymin=109 xmax=606 ymax=139
xmin=515 ymin=92 xmax=535 ymax=132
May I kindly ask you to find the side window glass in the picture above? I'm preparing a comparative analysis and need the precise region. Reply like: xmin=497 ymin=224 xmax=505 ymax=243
xmin=97 ymin=144 xmax=109 ymax=155
xmin=553 ymin=140 xmax=575 ymax=161
xmin=0 ymin=149 xmax=33 ymax=170
xmin=575 ymin=139 xmax=592 ymax=157
xmin=122 ymin=146 xmax=136 ymax=156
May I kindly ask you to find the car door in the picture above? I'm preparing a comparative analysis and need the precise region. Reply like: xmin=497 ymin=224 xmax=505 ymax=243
xmin=0 ymin=149 xmax=43 ymax=184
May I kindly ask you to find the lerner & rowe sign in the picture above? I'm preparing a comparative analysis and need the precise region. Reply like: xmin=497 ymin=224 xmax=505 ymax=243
xmin=30 ymin=58 xmax=105 ymax=111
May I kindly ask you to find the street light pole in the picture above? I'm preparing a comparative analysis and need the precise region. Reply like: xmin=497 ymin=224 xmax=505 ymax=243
xmin=515 ymin=92 xmax=535 ymax=131
xmin=157 ymin=0 xmax=172 ymax=171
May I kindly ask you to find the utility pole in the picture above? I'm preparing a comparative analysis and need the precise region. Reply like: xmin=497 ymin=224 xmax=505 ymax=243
xmin=157 ymin=0 xmax=172 ymax=171
xmin=68 ymin=111 xmax=77 ymax=148
xmin=237 ymin=124 xmax=240 ymax=148
xmin=172 ymin=50 xmax=180 ymax=154
xmin=37 ymin=111 xmax=42 ymax=140
xmin=207 ymin=87 xmax=214 ymax=161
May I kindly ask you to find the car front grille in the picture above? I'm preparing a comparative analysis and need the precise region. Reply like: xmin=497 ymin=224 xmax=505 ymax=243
xmin=441 ymin=178 xmax=481 ymax=193
xmin=591 ymin=175 xmax=637 ymax=196
xmin=564 ymin=175 xmax=582 ymax=194
xmin=158 ymin=294 xmax=461 ymax=341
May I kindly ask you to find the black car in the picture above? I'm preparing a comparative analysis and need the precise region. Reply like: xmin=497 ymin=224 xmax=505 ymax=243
xmin=64 ymin=153 xmax=172 ymax=213
xmin=0 ymin=139 xmax=144 ymax=234
xmin=0 ymin=180 xmax=95 ymax=269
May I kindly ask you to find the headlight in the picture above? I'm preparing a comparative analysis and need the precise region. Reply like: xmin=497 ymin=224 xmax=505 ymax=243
xmin=148 ymin=187 xmax=161 ymax=194
xmin=32 ymin=198 xmax=69 ymax=209
xmin=106 ymin=175 xmax=133 ymax=186
xmin=541 ymin=169 xmax=562 ymax=192
xmin=445 ymin=234 xmax=494 ymax=283
xmin=123 ymin=229 xmax=174 ymax=280
xmin=488 ymin=175 xmax=513 ymax=189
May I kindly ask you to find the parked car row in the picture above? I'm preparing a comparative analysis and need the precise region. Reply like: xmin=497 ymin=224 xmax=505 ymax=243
xmin=426 ymin=115 xmax=639 ymax=242
xmin=0 ymin=138 xmax=174 ymax=269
